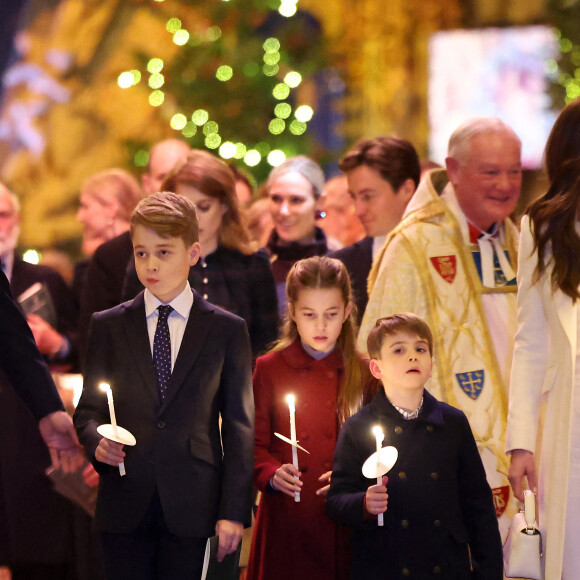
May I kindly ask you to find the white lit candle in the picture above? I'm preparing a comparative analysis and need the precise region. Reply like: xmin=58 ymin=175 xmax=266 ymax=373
xmin=286 ymin=394 xmax=300 ymax=503
xmin=373 ymin=426 xmax=384 ymax=526
xmin=100 ymin=382 xmax=126 ymax=477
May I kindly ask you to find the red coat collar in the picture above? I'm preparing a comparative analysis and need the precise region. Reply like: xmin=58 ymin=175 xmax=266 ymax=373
xmin=280 ymin=339 xmax=344 ymax=371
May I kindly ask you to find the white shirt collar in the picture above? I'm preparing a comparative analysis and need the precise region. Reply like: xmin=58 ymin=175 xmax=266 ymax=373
xmin=0 ymin=251 xmax=14 ymax=282
xmin=144 ymin=282 xmax=193 ymax=319
xmin=372 ymin=235 xmax=387 ymax=261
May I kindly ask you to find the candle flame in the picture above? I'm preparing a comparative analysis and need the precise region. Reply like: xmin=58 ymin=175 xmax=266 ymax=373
xmin=99 ymin=382 xmax=111 ymax=393
xmin=286 ymin=394 xmax=295 ymax=405
xmin=372 ymin=425 xmax=383 ymax=437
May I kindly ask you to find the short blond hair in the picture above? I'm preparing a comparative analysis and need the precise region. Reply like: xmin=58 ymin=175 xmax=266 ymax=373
xmin=131 ymin=191 xmax=198 ymax=246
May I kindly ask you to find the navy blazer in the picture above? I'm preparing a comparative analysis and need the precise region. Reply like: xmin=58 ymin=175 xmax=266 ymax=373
xmin=74 ymin=289 xmax=254 ymax=538
xmin=327 ymin=389 xmax=502 ymax=580
xmin=329 ymin=237 xmax=373 ymax=326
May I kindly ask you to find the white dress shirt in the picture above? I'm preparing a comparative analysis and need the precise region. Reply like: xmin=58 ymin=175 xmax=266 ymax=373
xmin=144 ymin=282 xmax=194 ymax=371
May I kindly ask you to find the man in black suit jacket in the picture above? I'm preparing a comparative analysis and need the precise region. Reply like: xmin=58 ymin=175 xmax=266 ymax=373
xmin=0 ymin=184 xmax=78 ymax=369
xmin=74 ymin=193 xmax=253 ymax=579
xmin=0 ymin=265 xmax=80 ymax=456
xmin=329 ymin=137 xmax=421 ymax=325
xmin=329 ymin=236 xmax=373 ymax=326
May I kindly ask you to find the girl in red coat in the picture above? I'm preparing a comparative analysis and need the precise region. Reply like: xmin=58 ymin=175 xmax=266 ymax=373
xmin=247 ymin=256 xmax=377 ymax=580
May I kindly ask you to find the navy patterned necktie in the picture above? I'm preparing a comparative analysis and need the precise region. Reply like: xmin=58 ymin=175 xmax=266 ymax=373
xmin=153 ymin=305 xmax=173 ymax=400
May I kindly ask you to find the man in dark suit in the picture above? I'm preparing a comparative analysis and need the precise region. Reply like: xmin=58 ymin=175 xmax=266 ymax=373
xmin=0 ymin=266 xmax=81 ymax=466
xmin=329 ymin=137 xmax=421 ymax=325
xmin=74 ymin=193 xmax=253 ymax=579
xmin=0 ymin=184 xmax=78 ymax=369
xmin=78 ymin=139 xmax=191 ymax=356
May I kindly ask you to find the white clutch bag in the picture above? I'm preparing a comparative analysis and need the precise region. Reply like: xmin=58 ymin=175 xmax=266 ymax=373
xmin=503 ymin=489 xmax=543 ymax=579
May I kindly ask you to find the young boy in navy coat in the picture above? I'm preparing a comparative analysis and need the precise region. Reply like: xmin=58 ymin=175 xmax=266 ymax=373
xmin=74 ymin=192 xmax=254 ymax=580
xmin=327 ymin=313 xmax=502 ymax=579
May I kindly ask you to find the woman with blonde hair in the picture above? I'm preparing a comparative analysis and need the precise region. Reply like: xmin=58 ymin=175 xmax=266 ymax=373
xmin=77 ymin=168 xmax=143 ymax=256
xmin=264 ymin=155 xmax=329 ymax=316
xmin=74 ymin=168 xmax=142 ymax=305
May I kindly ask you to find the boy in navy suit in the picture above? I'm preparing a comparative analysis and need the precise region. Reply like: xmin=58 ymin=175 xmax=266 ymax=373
xmin=74 ymin=192 xmax=254 ymax=580
xmin=327 ymin=313 xmax=502 ymax=579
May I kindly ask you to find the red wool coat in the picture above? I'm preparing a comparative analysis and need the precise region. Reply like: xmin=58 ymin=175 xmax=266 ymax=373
xmin=247 ymin=340 xmax=351 ymax=580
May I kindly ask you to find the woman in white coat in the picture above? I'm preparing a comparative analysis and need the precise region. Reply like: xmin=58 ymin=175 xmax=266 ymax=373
xmin=507 ymin=97 xmax=580 ymax=579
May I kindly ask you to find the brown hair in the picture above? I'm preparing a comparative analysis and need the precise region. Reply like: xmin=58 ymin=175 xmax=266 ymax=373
xmin=528 ymin=98 xmax=580 ymax=302
xmin=274 ymin=256 xmax=364 ymax=422
xmin=339 ymin=137 xmax=421 ymax=190
xmin=131 ymin=191 xmax=199 ymax=246
xmin=162 ymin=150 xmax=254 ymax=254
xmin=81 ymin=169 xmax=143 ymax=222
xmin=367 ymin=313 xmax=434 ymax=359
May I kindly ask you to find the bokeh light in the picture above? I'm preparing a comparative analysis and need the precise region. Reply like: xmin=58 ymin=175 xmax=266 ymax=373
xmin=192 ymin=109 xmax=209 ymax=126
xmin=273 ymin=83 xmax=291 ymax=100
xmin=173 ymin=30 xmax=190 ymax=46
xmin=170 ymin=113 xmax=188 ymax=130
xmin=295 ymin=105 xmax=313 ymax=122
xmin=279 ymin=1 xmax=298 ymax=17
xmin=134 ymin=150 xmax=149 ymax=167
xmin=269 ymin=118 xmax=285 ymax=134
xmin=234 ymin=143 xmax=247 ymax=159
xmin=263 ymin=52 xmax=280 ymax=66
xmin=166 ymin=18 xmax=182 ymax=33
xmin=244 ymin=150 xmax=262 ymax=167
xmin=289 ymin=120 xmax=307 ymax=135
xmin=216 ymin=65 xmax=233 ymax=81
xmin=148 ymin=73 xmax=165 ymax=89
xmin=267 ymin=150 xmax=286 ymax=167
xmin=284 ymin=71 xmax=302 ymax=88
xmin=206 ymin=26 xmax=222 ymax=41
xmin=205 ymin=134 xmax=222 ymax=149
xmin=149 ymin=90 xmax=165 ymax=106
xmin=147 ymin=58 xmax=164 ymax=74
xmin=274 ymin=103 xmax=292 ymax=119
xmin=262 ymin=64 xmax=279 ymax=77
xmin=263 ymin=38 xmax=281 ymax=53
xmin=117 ymin=72 xmax=135 ymax=89
xmin=219 ymin=142 xmax=237 ymax=159
xmin=23 ymin=250 xmax=40 ymax=265
xmin=203 ymin=121 xmax=219 ymax=135
xmin=182 ymin=122 xmax=197 ymax=138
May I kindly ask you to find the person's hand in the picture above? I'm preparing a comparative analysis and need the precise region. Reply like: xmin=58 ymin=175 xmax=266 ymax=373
xmin=508 ymin=449 xmax=537 ymax=503
xmin=95 ymin=437 xmax=125 ymax=466
xmin=0 ymin=566 xmax=12 ymax=580
xmin=316 ymin=470 xmax=332 ymax=496
xmin=38 ymin=411 xmax=84 ymax=473
xmin=82 ymin=462 xmax=100 ymax=487
xmin=215 ymin=519 xmax=243 ymax=562
xmin=27 ymin=314 xmax=65 ymax=356
xmin=365 ymin=475 xmax=388 ymax=516
xmin=272 ymin=463 xmax=302 ymax=498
